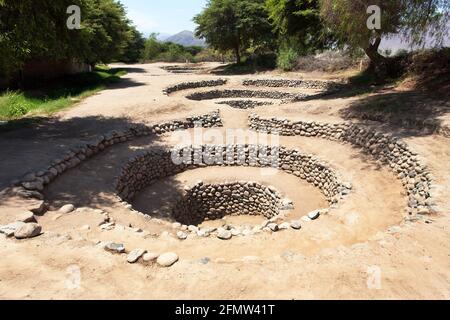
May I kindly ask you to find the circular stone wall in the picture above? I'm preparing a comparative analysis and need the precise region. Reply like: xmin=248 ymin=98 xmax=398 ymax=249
xmin=164 ymin=79 xmax=228 ymax=94
xmin=216 ymin=100 xmax=273 ymax=109
xmin=115 ymin=144 xmax=350 ymax=209
xmin=185 ymin=89 xmax=307 ymax=102
xmin=172 ymin=181 xmax=283 ymax=225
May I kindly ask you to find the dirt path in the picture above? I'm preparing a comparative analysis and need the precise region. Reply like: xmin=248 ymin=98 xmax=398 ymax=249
xmin=0 ymin=62 xmax=449 ymax=299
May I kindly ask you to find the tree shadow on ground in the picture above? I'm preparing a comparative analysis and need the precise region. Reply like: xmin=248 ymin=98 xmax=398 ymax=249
xmin=339 ymin=89 xmax=450 ymax=138
xmin=209 ymin=63 xmax=273 ymax=75
xmin=0 ymin=115 xmax=163 ymax=190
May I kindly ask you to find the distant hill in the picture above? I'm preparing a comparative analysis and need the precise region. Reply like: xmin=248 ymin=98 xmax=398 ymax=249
xmin=164 ymin=30 xmax=206 ymax=47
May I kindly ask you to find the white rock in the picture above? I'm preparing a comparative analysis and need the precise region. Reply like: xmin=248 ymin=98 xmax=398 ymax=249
xmin=278 ymin=222 xmax=290 ymax=230
xmin=127 ymin=249 xmax=147 ymax=263
xmin=100 ymin=222 xmax=115 ymax=230
xmin=188 ymin=225 xmax=198 ymax=233
xmin=14 ymin=223 xmax=42 ymax=239
xmin=267 ymin=223 xmax=279 ymax=232
xmin=231 ymin=229 xmax=242 ymax=236
xmin=217 ymin=228 xmax=232 ymax=240
xmin=143 ymin=252 xmax=159 ymax=262
xmin=0 ymin=222 xmax=26 ymax=237
xmin=16 ymin=211 xmax=36 ymax=223
xmin=290 ymin=220 xmax=302 ymax=230
xmin=197 ymin=229 xmax=210 ymax=237
xmin=172 ymin=222 xmax=182 ymax=229
xmin=307 ymin=210 xmax=320 ymax=220
xmin=157 ymin=252 xmax=179 ymax=267
xmin=59 ymin=204 xmax=75 ymax=214
xmin=177 ymin=231 xmax=188 ymax=240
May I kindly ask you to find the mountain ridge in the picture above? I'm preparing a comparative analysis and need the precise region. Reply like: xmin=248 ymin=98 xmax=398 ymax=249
xmin=164 ymin=30 xmax=206 ymax=47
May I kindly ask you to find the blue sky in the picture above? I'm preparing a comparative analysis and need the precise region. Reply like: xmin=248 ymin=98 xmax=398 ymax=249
xmin=120 ymin=0 xmax=207 ymax=36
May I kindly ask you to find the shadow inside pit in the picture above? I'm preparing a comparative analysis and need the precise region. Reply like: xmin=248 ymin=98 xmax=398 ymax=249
xmin=131 ymin=176 xmax=186 ymax=223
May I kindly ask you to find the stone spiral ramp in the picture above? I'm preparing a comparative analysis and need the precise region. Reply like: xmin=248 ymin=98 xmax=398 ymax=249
xmin=0 ymin=63 xmax=449 ymax=299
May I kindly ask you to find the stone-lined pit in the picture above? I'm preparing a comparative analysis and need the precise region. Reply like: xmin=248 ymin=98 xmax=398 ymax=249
xmin=161 ymin=65 xmax=207 ymax=74
xmin=164 ymin=79 xmax=228 ymax=94
xmin=172 ymin=181 xmax=284 ymax=225
xmin=115 ymin=144 xmax=350 ymax=217
xmin=249 ymin=114 xmax=434 ymax=215
xmin=216 ymin=100 xmax=273 ymax=109
xmin=243 ymin=79 xmax=340 ymax=90
xmin=185 ymin=89 xmax=307 ymax=102
xmin=14 ymin=111 xmax=223 ymax=200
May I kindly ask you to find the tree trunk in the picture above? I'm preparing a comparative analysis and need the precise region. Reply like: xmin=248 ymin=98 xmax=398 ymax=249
xmin=364 ymin=36 xmax=393 ymax=78
xmin=364 ymin=36 xmax=385 ymax=66
xmin=234 ymin=45 xmax=241 ymax=64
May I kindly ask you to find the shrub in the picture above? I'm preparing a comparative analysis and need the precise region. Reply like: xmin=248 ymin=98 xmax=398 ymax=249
xmin=277 ymin=47 xmax=299 ymax=71
xmin=296 ymin=50 xmax=363 ymax=72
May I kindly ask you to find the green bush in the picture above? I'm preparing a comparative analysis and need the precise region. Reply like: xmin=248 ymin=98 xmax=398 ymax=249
xmin=277 ymin=47 xmax=298 ymax=71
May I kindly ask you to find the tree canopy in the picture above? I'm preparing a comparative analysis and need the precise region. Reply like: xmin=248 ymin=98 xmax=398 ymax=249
xmin=0 ymin=0 xmax=143 ymax=79
xmin=265 ymin=0 xmax=334 ymax=54
xmin=319 ymin=0 xmax=449 ymax=65
xmin=194 ymin=0 xmax=274 ymax=63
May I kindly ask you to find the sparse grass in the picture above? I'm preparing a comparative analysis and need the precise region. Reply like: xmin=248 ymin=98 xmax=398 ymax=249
xmin=0 ymin=66 xmax=127 ymax=122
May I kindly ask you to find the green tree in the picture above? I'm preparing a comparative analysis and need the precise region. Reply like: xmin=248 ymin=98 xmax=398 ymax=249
xmin=194 ymin=0 xmax=274 ymax=63
xmin=142 ymin=33 xmax=163 ymax=61
xmin=0 ymin=0 xmax=134 ymax=80
xmin=266 ymin=0 xmax=334 ymax=54
xmin=121 ymin=25 xmax=145 ymax=63
xmin=319 ymin=0 xmax=449 ymax=69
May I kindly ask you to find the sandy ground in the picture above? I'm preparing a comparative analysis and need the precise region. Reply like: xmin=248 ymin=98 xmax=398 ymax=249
xmin=0 ymin=62 xmax=449 ymax=299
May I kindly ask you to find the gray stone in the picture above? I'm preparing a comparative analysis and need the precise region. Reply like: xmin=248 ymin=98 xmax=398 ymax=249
xmin=199 ymin=257 xmax=210 ymax=265
xmin=0 ymin=222 xmax=26 ymax=237
xmin=14 ymin=223 xmax=42 ymax=239
xmin=104 ymin=242 xmax=125 ymax=254
xmin=267 ymin=223 xmax=279 ymax=232
xmin=157 ymin=252 xmax=179 ymax=267
xmin=127 ymin=249 xmax=147 ymax=263
xmin=280 ymin=198 xmax=294 ymax=210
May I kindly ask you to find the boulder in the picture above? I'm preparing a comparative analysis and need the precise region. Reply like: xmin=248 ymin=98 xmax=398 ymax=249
xmin=59 ymin=204 xmax=75 ymax=214
xmin=0 ymin=222 xmax=26 ymax=237
xmin=16 ymin=211 xmax=36 ymax=223
xmin=14 ymin=223 xmax=42 ymax=239
xmin=157 ymin=252 xmax=179 ymax=267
